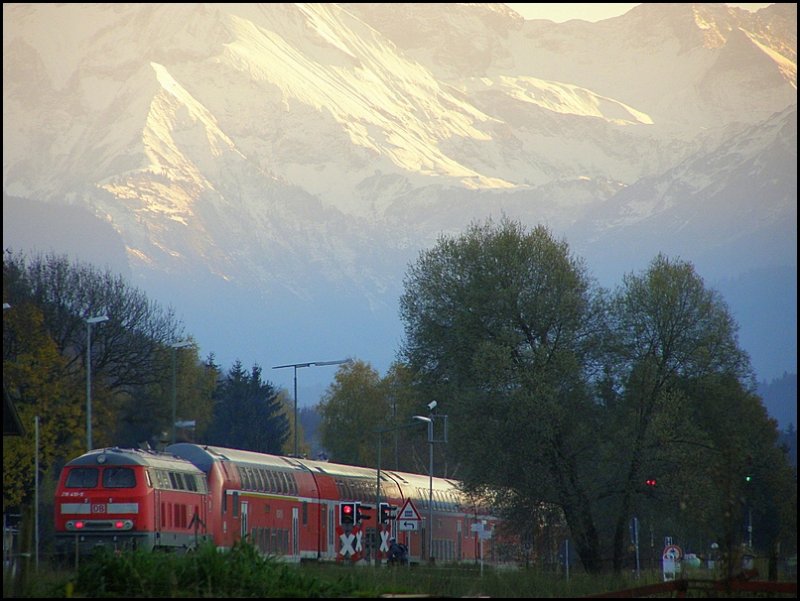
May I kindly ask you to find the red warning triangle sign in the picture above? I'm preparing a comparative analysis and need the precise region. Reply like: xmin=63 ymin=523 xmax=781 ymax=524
xmin=397 ymin=498 xmax=422 ymax=521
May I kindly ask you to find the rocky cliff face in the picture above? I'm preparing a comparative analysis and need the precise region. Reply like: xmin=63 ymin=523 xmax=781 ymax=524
xmin=3 ymin=3 xmax=796 ymax=388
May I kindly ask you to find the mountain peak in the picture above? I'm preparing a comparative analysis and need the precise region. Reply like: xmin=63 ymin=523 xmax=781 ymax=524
xmin=3 ymin=3 xmax=796 ymax=388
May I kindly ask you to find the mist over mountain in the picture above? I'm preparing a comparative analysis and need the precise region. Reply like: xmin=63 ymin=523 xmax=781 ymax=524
xmin=3 ymin=3 xmax=796 ymax=425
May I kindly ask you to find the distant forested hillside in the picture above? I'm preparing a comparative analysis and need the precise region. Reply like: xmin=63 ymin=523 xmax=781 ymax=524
xmin=758 ymin=373 xmax=797 ymax=467
xmin=758 ymin=372 xmax=797 ymax=432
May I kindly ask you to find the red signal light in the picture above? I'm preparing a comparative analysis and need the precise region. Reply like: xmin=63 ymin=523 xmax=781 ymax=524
xmin=340 ymin=502 xmax=357 ymax=525
xmin=645 ymin=478 xmax=657 ymax=487
xmin=75 ymin=521 xmax=85 ymax=529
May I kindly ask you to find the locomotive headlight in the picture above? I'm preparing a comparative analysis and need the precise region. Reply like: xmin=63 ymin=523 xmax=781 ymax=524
xmin=114 ymin=520 xmax=134 ymax=530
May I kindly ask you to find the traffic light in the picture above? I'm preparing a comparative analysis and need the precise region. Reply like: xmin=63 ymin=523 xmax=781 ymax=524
xmin=379 ymin=502 xmax=396 ymax=525
xmin=744 ymin=455 xmax=753 ymax=483
xmin=357 ymin=504 xmax=373 ymax=523
xmin=340 ymin=502 xmax=357 ymax=526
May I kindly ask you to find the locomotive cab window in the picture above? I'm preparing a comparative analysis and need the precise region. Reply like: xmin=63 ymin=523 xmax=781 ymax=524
xmin=103 ymin=467 xmax=136 ymax=488
xmin=66 ymin=467 xmax=98 ymax=488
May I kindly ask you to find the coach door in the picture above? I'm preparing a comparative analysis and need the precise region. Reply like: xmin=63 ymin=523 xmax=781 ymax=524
xmin=154 ymin=487 xmax=162 ymax=544
xmin=292 ymin=507 xmax=299 ymax=559
xmin=240 ymin=501 xmax=249 ymax=542
xmin=327 ymin=501 xmax=336 ymax=558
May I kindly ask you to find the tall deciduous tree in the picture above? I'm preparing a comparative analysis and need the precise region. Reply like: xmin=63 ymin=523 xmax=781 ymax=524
xmin=318 ymin=360 xmax=388 ymax=467
xmin=3 ymin=303 xmax=84 ymax=510
xmin=4 ymin=249 xmax=187 ymax=448
xmin=603 ymin=254 xmax=753 ymax=571
xmin=399 ymin=217 xmax=606 ymax=572
xmin=317 ymin=360 xmax=432 ymax=472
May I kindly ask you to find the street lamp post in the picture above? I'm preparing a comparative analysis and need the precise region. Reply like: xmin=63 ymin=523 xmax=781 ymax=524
xmin=170 ymin=340 xmax=193 ymax=444
xmin=413 ymin=414 xmax=434 ymax=562
xmin=375 ymin=417 xmax=429 ymax=566
xmin=85 ymin=314 xmax=108 ymax=451
xmin=273 ymin=358 xmax=352 ymax=457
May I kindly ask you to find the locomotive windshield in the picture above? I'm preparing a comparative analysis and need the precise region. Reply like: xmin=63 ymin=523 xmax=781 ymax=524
xmin=64 ymin=466 xmax=136 ymax=488
xmin=65 ymin=467 xmax=98 ymax=488
xmin=103 ymin=467 xmax=136 ymax=488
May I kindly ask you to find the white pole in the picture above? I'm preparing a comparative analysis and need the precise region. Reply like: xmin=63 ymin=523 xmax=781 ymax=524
xmin=428 ymin=420 xmax=433 ymax=563
xmin=86 ymin=321 xmax=93 ymax=451
xmin=85 ymin=315 xmax=108 ymax=451
xmin=480 ymin=532 xmax=484 ymax=578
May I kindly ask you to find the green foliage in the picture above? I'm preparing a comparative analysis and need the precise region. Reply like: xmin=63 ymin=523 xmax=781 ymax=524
xmin=73 ymin=542 xmax=356 ymax=597
xmin=3 ymin=249 xmax=198 ymax=450
xmin=399 ymin=217 xmax=605 ymax=571
xmin=5 ymin=549 xmax=797 ymax=597
xmin=396 ymin=220 xmax=795 ymax=574
xmin=3 ymin=303 xmax=84 ymax=509
xmin=599 ymin=255 xmax=759 ymax=570
xmin=207 ymin=361 xmax=290 ymax=454
xmin=319 ymin=359 xmax=386 ymax=466
xmin=317 ymin=358 xmax=454 ymax=476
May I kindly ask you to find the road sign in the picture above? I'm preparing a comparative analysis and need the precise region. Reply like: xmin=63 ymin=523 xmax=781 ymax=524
xmin=663 ymin=544 xmax=683 ymax=560
xmin=398 ymin=519 xmax=419 ymax=531
xmin=662 ymin=544 xmax=683 ymax=582
xmin=397 ymin=498 xmax=421 ymax=522
xmin=336 ymin=524 xmax=364 ymax=562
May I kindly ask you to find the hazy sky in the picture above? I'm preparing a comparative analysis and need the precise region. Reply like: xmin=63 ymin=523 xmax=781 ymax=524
xmin=505 ymin=3 xmax=774 ymax=22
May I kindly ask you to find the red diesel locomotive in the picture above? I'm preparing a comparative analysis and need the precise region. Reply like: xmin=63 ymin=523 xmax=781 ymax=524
xmin=54 ymin=447 xmax=210 ymax=555
xmin=55 ymin=443 xmax=501 ymax=564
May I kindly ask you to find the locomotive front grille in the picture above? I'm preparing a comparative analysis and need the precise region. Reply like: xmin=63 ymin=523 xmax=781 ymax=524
xmin=65 ymin=519 xmax=134 ymax=531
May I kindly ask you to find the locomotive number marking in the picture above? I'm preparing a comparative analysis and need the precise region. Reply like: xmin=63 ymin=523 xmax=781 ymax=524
xmin=92 ymin=503 xmax=107 ymax=513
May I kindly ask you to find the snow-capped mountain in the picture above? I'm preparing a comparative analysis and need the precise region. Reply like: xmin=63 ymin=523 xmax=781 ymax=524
xmin=3 ymin=4 xmax=796 ymax=422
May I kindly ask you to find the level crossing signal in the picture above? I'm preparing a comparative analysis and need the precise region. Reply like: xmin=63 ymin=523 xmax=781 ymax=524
xmin=357 ymin=504 xmax=372 ymax=522
xmin=340 ymin=502 xmax=357 ymax=526
xmin=379 ymin=502 xmax=397 ymax=525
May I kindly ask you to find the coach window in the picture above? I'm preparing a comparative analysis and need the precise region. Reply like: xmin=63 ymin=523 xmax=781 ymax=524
xmin=103 ymin=467 xmax=136 ymax=488
xmin=232 ymin=491 xmax=240 ymax=517
xmin=157 ymin=470 xmax=171 ymax=489
xmin=66 ymin=467 xmax=98 ymax=488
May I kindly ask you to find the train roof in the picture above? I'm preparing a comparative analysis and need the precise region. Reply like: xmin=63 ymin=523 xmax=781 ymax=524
xmin=166 ymin=443 xmax=308 ymax=474
xmin=65 ymin=447 xmax=204 ymax=473
xmin=168 ymin=443 xmax=377 ymax=481
xmin=167 ymin=443 xmax=464 ymax=491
